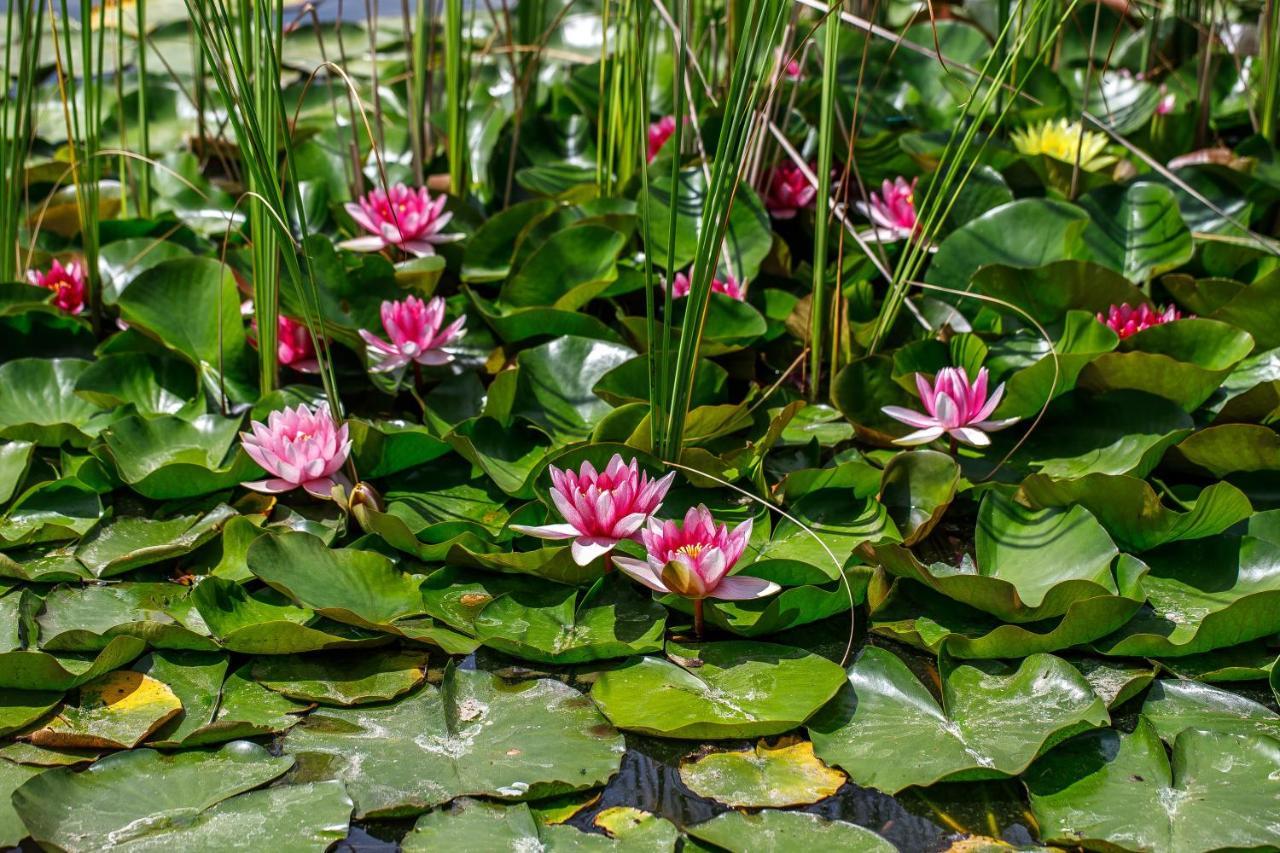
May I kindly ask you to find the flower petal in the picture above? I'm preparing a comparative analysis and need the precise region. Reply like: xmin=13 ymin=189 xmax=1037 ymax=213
xmin=612 ymin=556 xmax=671 ymax=594
xmin=570 ymin=536 xmax=618 ymax=566
xmin=711 ymin=575 xmax=782 ymax=601
xmin=509 ymin=522 xmax=581 ymax=540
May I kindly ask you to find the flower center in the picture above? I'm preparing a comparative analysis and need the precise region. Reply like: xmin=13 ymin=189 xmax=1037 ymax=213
xmin=676 ymin=544 xmax=703 ymax=558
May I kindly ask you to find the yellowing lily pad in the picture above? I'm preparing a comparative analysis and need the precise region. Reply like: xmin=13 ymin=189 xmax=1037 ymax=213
xmin=679 ymin=737 xmax=846 ymax=807
xmin=28 ymin=671 xmax=181 ymax=749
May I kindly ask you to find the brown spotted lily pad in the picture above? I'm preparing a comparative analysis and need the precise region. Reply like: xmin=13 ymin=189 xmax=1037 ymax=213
xmin=28 ymin=671 xmax=181 ymax=749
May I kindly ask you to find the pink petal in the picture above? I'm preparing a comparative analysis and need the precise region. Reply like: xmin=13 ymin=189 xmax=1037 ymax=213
xmin=612 ymin=556 xmax=671 ymax=594
xmin=949 ymin=427 xmax=991 ymax=447
xmin=242 ymin=478 xmax=298 ymax=494
xmin=710 ymin=575 xmax=782 ymax=601
xmin=338 ymin=236 xmax=389 ymax=252
xmin=509 ymin=522 xmax=581 ymax=540
xmin=570 ymin=536 xmax=618 ymax=566
xmin=892 ymin=426 xmax=946 ymax=446
xmin=881 ymin=405 xmax=939 ymax=429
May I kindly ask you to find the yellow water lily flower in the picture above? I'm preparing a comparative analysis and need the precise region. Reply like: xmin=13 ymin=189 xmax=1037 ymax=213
xmin=1011 ymin=119 xmax=1118 ymax=173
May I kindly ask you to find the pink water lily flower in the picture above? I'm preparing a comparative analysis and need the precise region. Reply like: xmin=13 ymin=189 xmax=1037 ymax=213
xmin=510 ymin=454 xmax=676 ymax=566
xmin=250 ymin=315 xmax=320 ymax=374
xmin=358 ymin=295 xmax=466 ymax=373
xmin=241 ymin=403 xmax=352 ymax=499
xmin=856 ymin=176 xmax=919 ymax=242
xmin=648 ymin=115 xmax=677 ymax=162
xmin=28 ymin=259 xmax=86 ymax=314
xmin=340 ymin=183 xmax=462 ymax=257
xmin=1098 ymin=303 xmax=1186 ymax=339
xmin=613 ymin=505 xmax=778 ymax=602
xmin=669 ymin=271 xmax=746 ymax=301
xmin=765 ymin=161 xmax=817 ymax=219
xmin=882 ymin=367 xmax=1019 ymax=448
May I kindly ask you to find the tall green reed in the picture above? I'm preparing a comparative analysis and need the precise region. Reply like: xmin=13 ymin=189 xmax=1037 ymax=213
xmin=444 ymin=0 xmax=471 ymax=195
xmin=0 ymin=0 xmax=43 ymax=283
xmin=185 ymin=0 xmax=342 ymax=412
xmin=808 ymin=4 xmax=839 ymax=401
xmin=598 ymin=0 xmax=649 ymax=196
xmin=657 ymin=0 xmax=788 ymax=462
xmin=1262 ymin=0 xmax=1279 ymax=142
xmin=50 ymin=0 xmax=108 ymax=333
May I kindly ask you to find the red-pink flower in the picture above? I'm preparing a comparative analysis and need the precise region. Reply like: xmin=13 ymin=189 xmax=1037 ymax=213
xmin=358 ymin=295 xmax=466 ymax=373
xmin=882 ymin=367 xmax=1019 ymax=448
xmin=648 ymin=115 xmax=677 ymax=162
xmin=276 ymin=316 xmax=320 ymax=373
xmin=1156 ymin=85 xmax=1175 ymax=116
xmin=510 ymin=454 xmax=676 ymax=566
xmin=669 ymin=271 xmax=746 ymax=301
xmin=240 ymin=403 xmax=351 ymax=499
xmin=1097 ymin=303 xmax=1186 ymax=339
xmin=28 ymin=259 xmax=86 ymax=314
xmin=612 ymin=505 xmax=778 ymax=601
xmin=340 ymin=183 xmax=462 ymax=256
xmin=856 ymin=176 xmax=919 ymax=242
xmin=784 ymin=58 xmax=802 ymax=79
xmin=765 ymin=162 xmax=817 ymax=219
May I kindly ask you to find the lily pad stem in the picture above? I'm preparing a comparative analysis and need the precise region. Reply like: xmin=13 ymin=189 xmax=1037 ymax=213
xmin=693 ymin=599 xmax=704 ymax=639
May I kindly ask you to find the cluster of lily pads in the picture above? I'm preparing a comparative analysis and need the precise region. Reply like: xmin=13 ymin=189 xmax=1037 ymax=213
xmin=3 ymin=1 xmax=1280 ymax=851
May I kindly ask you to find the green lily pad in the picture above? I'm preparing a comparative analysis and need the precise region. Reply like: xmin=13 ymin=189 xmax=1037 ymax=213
xmin=190 ymin=576 xmax=388 ymax=655
xmin=0 ymin=359 xmax=114 ymax=447
xmin=1025 ymin=718 xmax=1280 ymax=852
xmin=115 ymin=257 xmax=259 ymax=404
xmin=0 ymin=544 xmax=90 ymax=583
xmin=1071 ymin=657 xmax=1157 ymax=708
xmin=95 ymin=414 xmax=260 ymax=499
xmin=808 ymin=647 xmax=1108 ymax=794
xmin=348 ymin=418 xmax=451 ymax=480
xmin=28 ymin=671 xmax=182 ymax=750
xmin=1169 ymin=423 xmax=1280 ymax=478
xmin=679 ymin=737 xmax=846 ymax=807
xmin=641 ymin=166 xmax=772 ymax=280
xmin=1091 ymin=532 xmax=1280 ymax=657
xmin=246 ymin=531 xmax=476 ymax=654
xmin=445 ymin=417 xmax=554 ymax=500
xmin=662 ymin=565 xmax=866 ymax=638
xmin=878 ymin=449 xmax=960 ymax=546
xmin=499 ymin=224 xmax=624 ymax=310
xmin=685 ymin=810 xmax=894 ymax=853
xmin=1079 ymin=182 xmax=1194 ymax=282
xmin=467 ymin=289 xmax=626 ymax=346
xmin=591 ymin=641 xmax=847 ymax=740
xmin=177 ymin=666 xmax=308 ymax=748
xmin=284 ymin=664 xmax=624 ymax=818
xmin=251 ymin=650 xmax=428 ymax=706
xmin=1079 ymin=318 xmax=1255 ymax=411
xmin=750 ymin=492 xmax=893 ymax=581
xmin=133 ymin=650 xmax=229 ymax=746
xmin=1160 ymin=641 xmax=1279 ymax=682
xmin=1141 ymin=678 xmax=1279 ymax=743
xmin=514 ymin=336 xmax=636 ymax=442
xmin=991 ymin=390 xmax=1192 ymax=480
xmin=0 ymin=441 xmax=35 ymax=505
xmin=868 ymin=567 xmax=1148 ymax=659
xmin=0 ymin=758 xmax=42 ymax=847
xmin=0 ymin=479 xmax=103 ymax=549
xmin=402 ymin=799 xmax=679 ymax=851
xmin=36 ymin=582 xmax=215 ymax=651
xmin=11 ymin=741 xmax=296 ymax=851
xmin=105 ymin=781 xmax=353 ymax=853
xmin=969 ymin=261 xmax=1148 ymax=325
xmin=75 ymin=504 xmax=236 ymax=578
xmin=73 ymin=353 xmax=201 ymax=417
xmin=0 ymin=688 xmax=61 ymax=737
xmin=1017 ymin=474 xmax=1252 ymax=552
xmin=0 ymin=636 xmax=146 ymax=691
xmin=0 ymin=742 xmax=98 ymax=767
xmin=421 ymin=569 xmax=665 ymax=664
xmin=866 ymin=491 xmax=1123 ymax=623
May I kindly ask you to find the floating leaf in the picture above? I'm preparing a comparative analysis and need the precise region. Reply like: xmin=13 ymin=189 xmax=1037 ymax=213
xmin=591 ymin=641 xmax=847 ymax=739
xmin=867 ymin=491 xmax=1124 ymax=623
xmin=246 ymin=530 xmax=475 ymax=653
xmin=0 ymin=636 xmax=146 ymax=691
xmin=0 ymin=359 xmax=113 ymax=447
xmin=514 ymin=336 xmax=636 ymax=441
xmin=0 ymin=759 xmax=41 ymax=847
xmin=0 ymin=441 xmax=35 ymax=505
xmin=1160 ymin=641 xmax=1279 ymax=682
xmin=808 ymin=647 xmax=1108 ymax=794
xmin=0 ymin=688 xmax=61 ymax=737
xmin=663 ymin=565 xmax=866 ymax=638
xmin=970 ymin=261 xmax=1147 ymax=325
xmin=679 ymin=737 xmax=846 ymax=807
xmin=36 ymin=582 xmax=215 ymax=651
xmin=1092 ymin=532 xmax=1280 ymax=657
xmin=251 ymin=650 xmax=427 ymax=706
xmin=284 ymin=664 xmax=624 ymax=817
xmin=421 ymin=569 xmax=665 ymax=664
xmin=499 ymin=224 xmax=625 ymax=309
xmin=133 ymin=650 xmax=228 ymax=747
xmin=75 ymin=504 xmax=236 ymax=578
xmin=28 ymin=671 xmax=182 ymax=749
xmin=95 ymin=414 xmax=259 ymax=499
xmin=0 ymin=479 xmax=103 ymax=549
xmin=641 ymin=166 xmax=772 ymax=280
xmin=11 ymin=741 xmax=295 ymax=852
xmin=879 ymin=450 xmax=960 ymax=546
xmin=348 ymin=418 xmax=451 ymax=480
xmin=72 ymin=353 xmax=201 ymax=417
xmin=191 ymin=576 xmax=388 ymax=655
xmin=1141 ymin=679 xmax=1279 ymax=743
xmin=1025 ymin=719 xmax=1280 ymax=852
xmin=1017 ymin=474 xmax=1252 ymax=552
xmin=402 ymin=799 xmax=679 ymax=851
xmin=178 ymin=666 xmax=307 ymax=748
xmin=1169 ymin=423 xmax=1280 ymax=478
xmin=686 ymin=810 xmax=895 ymax=853
xmin=1071 ymin=657 xmax=1157 ymax=709
xmin=1078 ymin=182 xmax=1194 ymax=282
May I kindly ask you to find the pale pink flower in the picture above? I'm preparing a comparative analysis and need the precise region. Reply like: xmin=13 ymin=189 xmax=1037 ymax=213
xmin=648 ymin=116 xmax=677 ymax=162
xmin=612 ymin=505 xmax=778 ymax=601
xmin=856 ymin=176 xmax=919 ymax=242
xmin=1098 ymin=303 xmax=1186 ymax=339
xmin=882 ymin=367 xmax=1019 ymax=448
xmin=669 ymin=271 xmax=746 ymax=300
xmin=240 ymin=403 xmax=351 ymax=499
xmin=28 ymin=259 xmax=86 ymax=314
xmin=765 ymin=161 xmax=817 ymax=219
xmin=510 ymin=454 xmax=676 ymax=566
xmin=340 ymin=183 xmax=462 ymax=256
xmin=358 ymin=295 xmax=466 ymax=373
xmin=1156 ymin=86 xmax=1175 ymax=116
